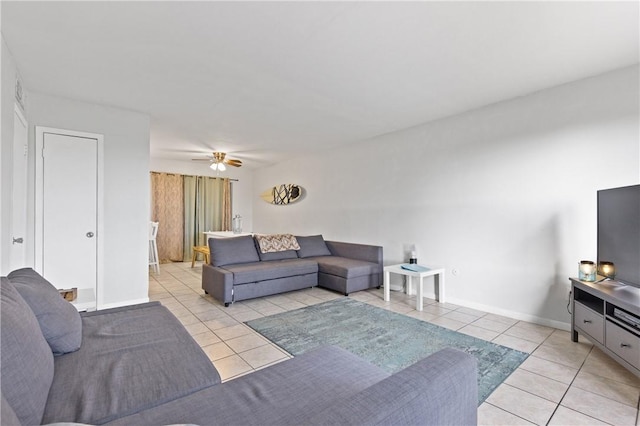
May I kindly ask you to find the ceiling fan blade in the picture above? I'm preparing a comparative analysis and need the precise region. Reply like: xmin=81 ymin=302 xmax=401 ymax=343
xmin=225 ymin=159 xmax=242 ymax=167
xmin=192 ymin=158 xmax=213 ymax=162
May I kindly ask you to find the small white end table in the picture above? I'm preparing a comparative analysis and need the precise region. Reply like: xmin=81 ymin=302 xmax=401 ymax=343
xmin=383 ymin=264 xmax=446 ymax=311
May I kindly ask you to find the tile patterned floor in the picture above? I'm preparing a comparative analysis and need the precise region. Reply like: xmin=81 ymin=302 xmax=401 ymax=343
xmin=150 ymin=262 xmax=640 ymax=425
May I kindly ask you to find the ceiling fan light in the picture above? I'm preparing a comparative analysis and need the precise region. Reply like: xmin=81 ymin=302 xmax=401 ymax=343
xmin=210 ymin=162 xmax=226 ymax=172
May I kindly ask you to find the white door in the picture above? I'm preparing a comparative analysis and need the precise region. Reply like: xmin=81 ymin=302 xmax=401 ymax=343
xmin=9 ymin=105 xmax=28 ymax=271
xmin=36 ymin=128 xmax=100 ymax=306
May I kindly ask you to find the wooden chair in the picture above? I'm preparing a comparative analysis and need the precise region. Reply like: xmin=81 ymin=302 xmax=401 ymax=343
xmin=149 ymin=222 xmax=160 ymax=274
xmin=191 ymin=245 xmax=210 ymax=268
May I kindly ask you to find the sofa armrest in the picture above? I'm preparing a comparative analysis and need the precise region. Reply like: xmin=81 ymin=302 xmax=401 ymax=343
xmin=306 ymin=348 xmax=478 ymax=426
xmin=202 ymin=264 xmax=234 ymax=305
xmin=325 ymin=241 xmax=383 ymax=266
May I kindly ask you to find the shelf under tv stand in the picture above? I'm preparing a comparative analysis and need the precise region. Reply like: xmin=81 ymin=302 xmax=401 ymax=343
xmin=570 ymin=277 xmax=640 ymax=378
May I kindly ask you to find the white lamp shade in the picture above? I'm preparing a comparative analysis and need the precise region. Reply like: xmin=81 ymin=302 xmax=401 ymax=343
xmin=210 ymin=162 xmax=226 ymax=171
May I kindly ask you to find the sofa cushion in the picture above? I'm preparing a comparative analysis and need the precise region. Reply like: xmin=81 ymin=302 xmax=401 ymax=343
xmin=103 ymin=346 xmax=390 ymax=426
xmin=304 ymin=348 xmax=478 ymax=426
xmin=209 ymin=235 xmax=260 ymax=266
xmin=7 ymin=267 xmax=82 ymax=355
xmin=1 ymin=277 xmax=55 ymax=426
xmin=42 ymin=302 xmax=221 ymax=425
xmin=296 ymin=235 xmax=332 ymax=258
xmin=257 ymin=249 xmax=299 ymax=262
xmin=1 ymin=393 xmax=22 ymax=426
xmin=224 ymin=259 xmax=318 ymax=285
xmin=311 ymin=256 xmax=383 ymax=279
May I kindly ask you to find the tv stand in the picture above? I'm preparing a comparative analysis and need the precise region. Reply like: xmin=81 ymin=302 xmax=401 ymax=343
xmin=570 ymin=277 xmax=640 ymax=378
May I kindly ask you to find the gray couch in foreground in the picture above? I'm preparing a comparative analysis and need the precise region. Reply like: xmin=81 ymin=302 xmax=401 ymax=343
xmin=203 ymin=234 xmax=383 ymax=306
xmin=1 ymin=268 xmax=478 ymax=426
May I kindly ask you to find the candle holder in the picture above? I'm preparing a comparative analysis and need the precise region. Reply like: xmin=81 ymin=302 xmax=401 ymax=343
xmin=579 ymin=260 xmax=596 ymax=282
xmin=406 ymin=244 xmax=417 ymax=264
xmin=598 ymin=261 xmax=615 ymax=279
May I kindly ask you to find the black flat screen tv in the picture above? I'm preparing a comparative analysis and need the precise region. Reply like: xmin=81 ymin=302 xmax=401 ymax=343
xmin=597 ymin=184 xmax=640 ymax=288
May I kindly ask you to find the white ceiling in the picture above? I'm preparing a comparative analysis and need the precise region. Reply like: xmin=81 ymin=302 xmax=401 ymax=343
xmin=2 ymin=1 xmax=638 ymax=168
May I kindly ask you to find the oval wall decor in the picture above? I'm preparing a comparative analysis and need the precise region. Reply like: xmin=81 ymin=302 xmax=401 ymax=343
xmin=261 ymin=184 xmax=303 ymax=205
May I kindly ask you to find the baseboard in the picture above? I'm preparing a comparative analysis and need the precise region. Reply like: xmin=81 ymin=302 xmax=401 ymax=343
xmin=391 ymin=287 xmax=571 ymax=331
xmin=444 ymin=296 xmax=571 ymax=331
xmin=98 ymin=297 xmax=150 ymax=310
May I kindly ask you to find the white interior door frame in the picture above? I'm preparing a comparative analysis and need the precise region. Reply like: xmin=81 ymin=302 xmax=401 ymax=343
xmin=35 ymin=126 xmax=104 ymax=307
xmin=10 ymin=104 xmax=28 ymax=271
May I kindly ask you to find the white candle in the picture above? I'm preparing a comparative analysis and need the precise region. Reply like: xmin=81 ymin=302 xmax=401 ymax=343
xmin=600 ymin=262 xmax=615 ymax=277
xmin=581 ymin=264 xmax=595 ymax=274
xmin=579 ymin=261 xmax=596 ymax=281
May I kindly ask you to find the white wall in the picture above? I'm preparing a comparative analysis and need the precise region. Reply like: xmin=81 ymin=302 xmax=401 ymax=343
xmin=0 ymin=34 xmax=23 ymax=274
xmin=253 ymin=66 xmax=640 ymax=329
xmin=149 ymin=158 xmax=254 ymax=232
xmin=0 ymin=35 xmax=13 ymax=274
xmin=27 ymin=92 xmax=151 ymax=308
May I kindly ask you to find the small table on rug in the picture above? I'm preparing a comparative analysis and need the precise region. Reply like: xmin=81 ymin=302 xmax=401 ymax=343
xmin=383 ymin=264 xmax=446 ymax=311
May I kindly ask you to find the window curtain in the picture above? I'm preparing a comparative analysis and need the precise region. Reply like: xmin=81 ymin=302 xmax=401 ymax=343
xmin=150 ymin=172 xmax=184 ymax=263
xmin=183 ymin=177 xmax=232 ymax=261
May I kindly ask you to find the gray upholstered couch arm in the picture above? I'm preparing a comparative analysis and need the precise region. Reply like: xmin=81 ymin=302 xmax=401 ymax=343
xmin=325 ymin=241 xmax=383 ymax=266
xmin=202 ymin=264 xmax=234 ymax=305
xmin=306 ymin=348 xmax=478 ymax=426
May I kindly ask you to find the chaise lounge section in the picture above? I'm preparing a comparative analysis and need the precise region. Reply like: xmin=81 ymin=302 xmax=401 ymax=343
xmin=1 ymin=267 xmax=478 ymax=425
xmin=202 ymin=234 xmax=383 ymax=306
xmin=314 ymin=240 xmax=383 ymax=295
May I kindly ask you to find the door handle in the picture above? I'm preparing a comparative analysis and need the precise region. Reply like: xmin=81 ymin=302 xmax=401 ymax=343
xmin=12 ymin=237 xmax=23 ymax=244
xmin=583 ymin=319 xmax=592 ymax=324
xmin=86 ymin=232 xmax=94 ymax=238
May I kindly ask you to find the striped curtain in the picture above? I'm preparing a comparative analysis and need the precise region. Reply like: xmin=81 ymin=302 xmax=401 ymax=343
xmin=183 ymin=177 xmax=232 ymax=261
xmin=150 ymin=172 xmax=184 ymax=263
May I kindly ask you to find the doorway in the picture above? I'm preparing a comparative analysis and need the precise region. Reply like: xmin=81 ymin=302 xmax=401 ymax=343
xmin=35 ymin=127 xmax=103 ymax=309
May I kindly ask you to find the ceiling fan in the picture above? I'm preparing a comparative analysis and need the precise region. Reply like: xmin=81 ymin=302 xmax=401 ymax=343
xmin=192 ymin=152 xmax=242 ymax=171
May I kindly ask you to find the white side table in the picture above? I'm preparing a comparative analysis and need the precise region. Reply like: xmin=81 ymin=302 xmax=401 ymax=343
xmin=383 ymin=264 xmax=446 ymax=311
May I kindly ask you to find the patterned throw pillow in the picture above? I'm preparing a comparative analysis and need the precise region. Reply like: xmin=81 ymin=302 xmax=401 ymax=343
xmin=254 ymin=234 xmax=301 ymax=253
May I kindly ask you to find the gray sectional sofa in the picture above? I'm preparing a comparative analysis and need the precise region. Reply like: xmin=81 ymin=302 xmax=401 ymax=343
xmin=202 ymin=234 xmax=383 ymax=306
xmin=1 ymin=267 xmax=479 ymax=425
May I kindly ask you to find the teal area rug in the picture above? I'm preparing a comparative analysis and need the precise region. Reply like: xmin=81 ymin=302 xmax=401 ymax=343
xmin=246 ymin=298 xmax=528 ymax=404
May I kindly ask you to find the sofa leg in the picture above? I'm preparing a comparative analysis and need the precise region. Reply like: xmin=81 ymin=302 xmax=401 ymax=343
xmin=377 ymin=286 xmax=381 ymax=289
xmin=344 ymin=293 xmax=349 ymax=297
xmin=224 ymin=302 xmax=230 ymax=307
xmin=204 ymin=291 xmax=209 ymax=295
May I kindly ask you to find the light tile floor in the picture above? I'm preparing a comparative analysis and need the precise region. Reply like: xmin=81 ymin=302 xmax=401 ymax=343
xmin=150 ymin=262 xmax=640 ymax=426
